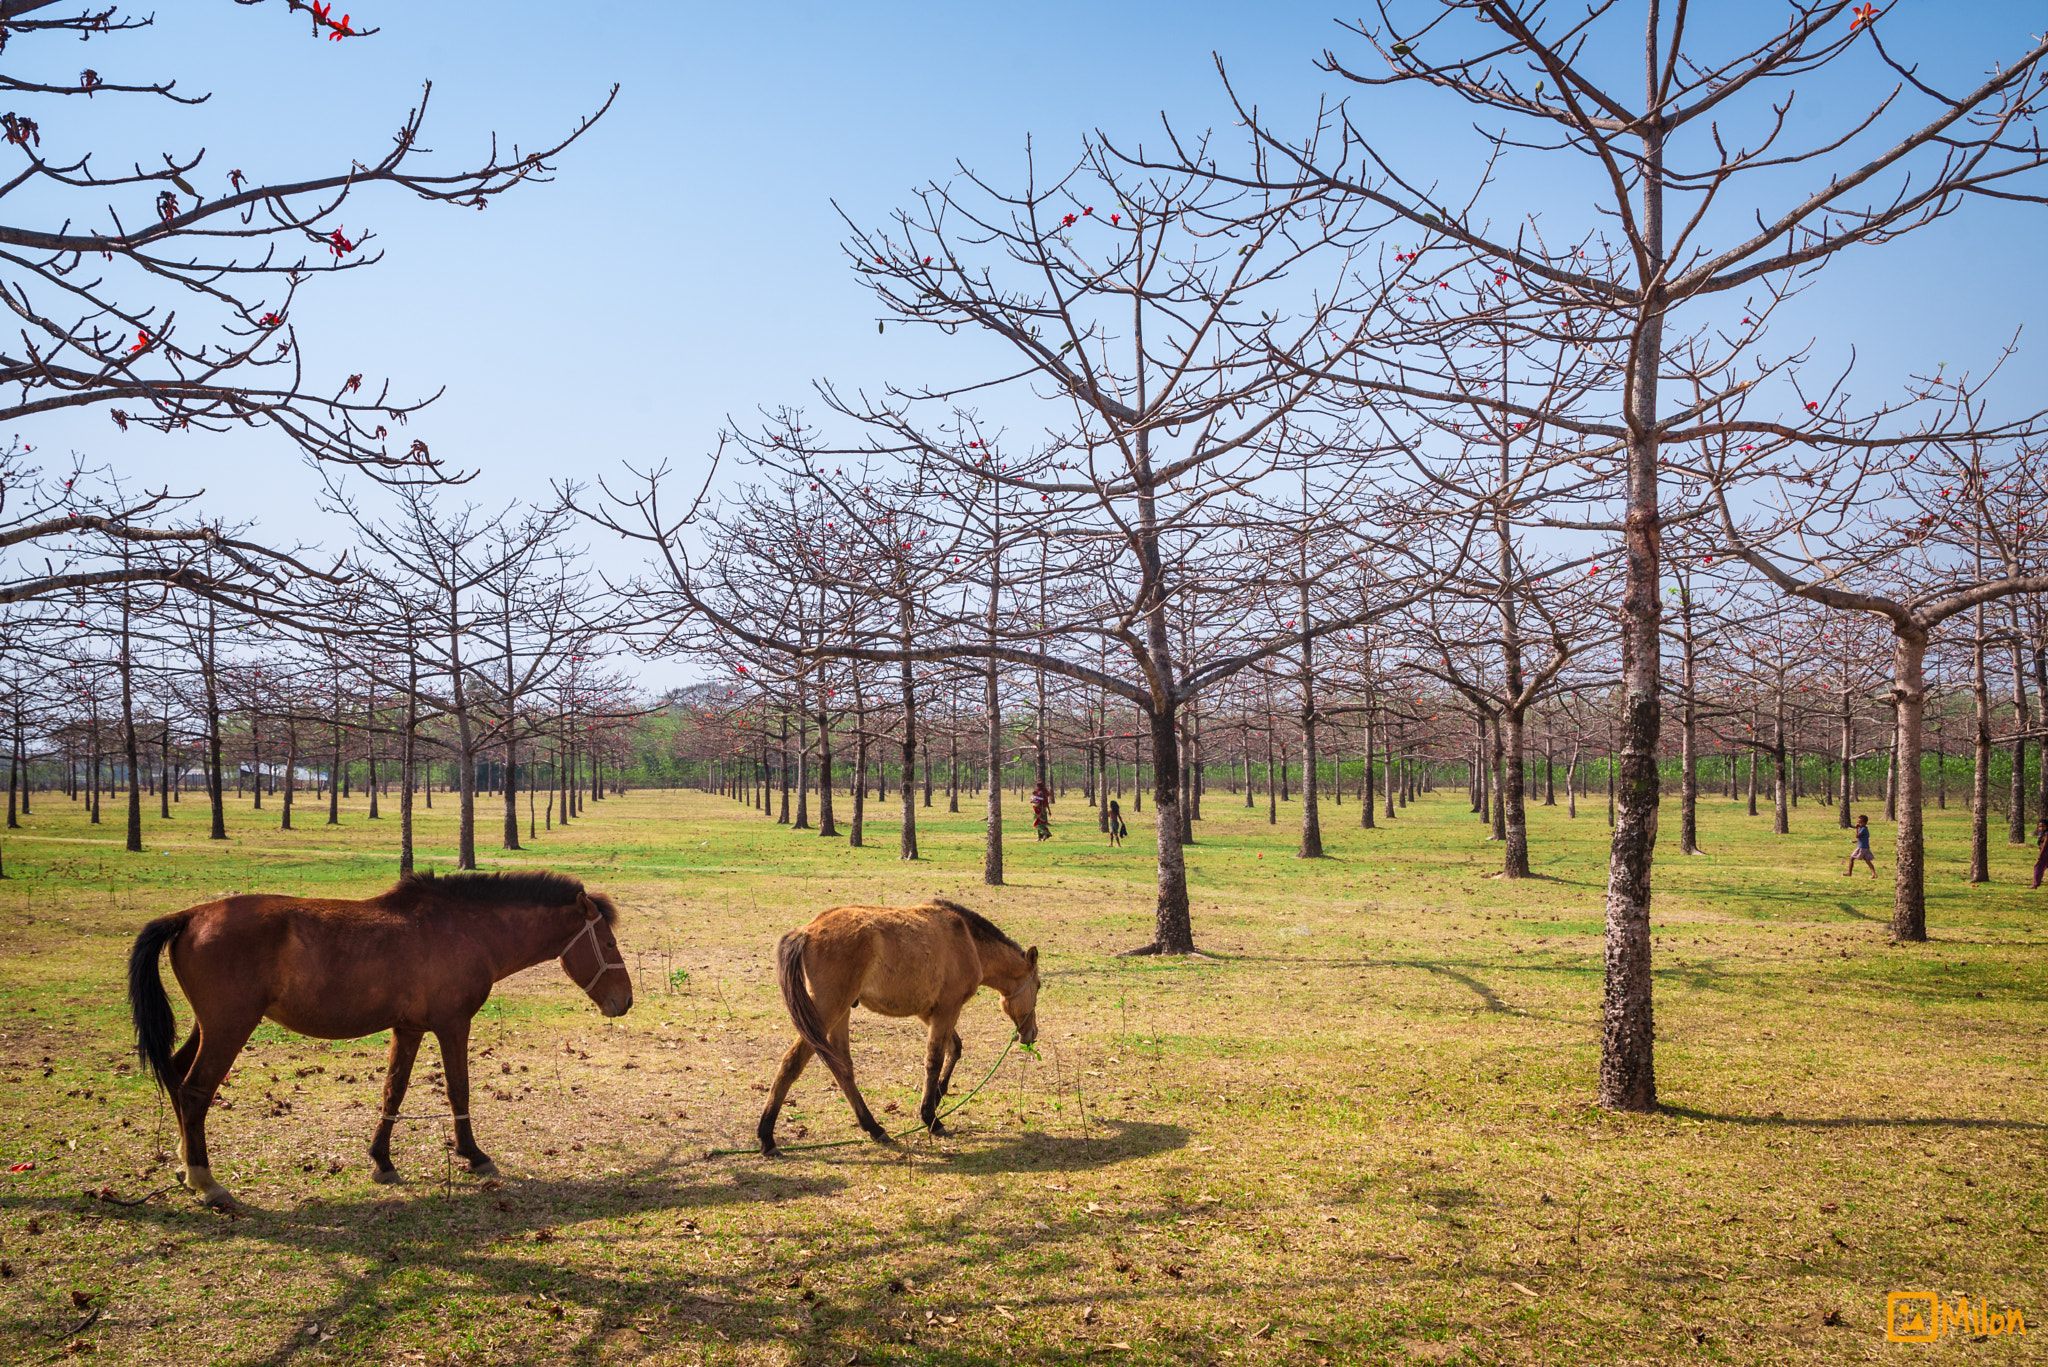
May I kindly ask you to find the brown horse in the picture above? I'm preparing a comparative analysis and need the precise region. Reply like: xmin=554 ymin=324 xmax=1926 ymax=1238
xmin=758 ymin=898 xmax=1038 ymax=1154
xmin=127 ymin=870 xmax=630 ymax=1207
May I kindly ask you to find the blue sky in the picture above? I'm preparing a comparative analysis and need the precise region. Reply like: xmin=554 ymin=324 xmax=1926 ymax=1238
xmin=16 ymin=2 xmax=2048 ymax=653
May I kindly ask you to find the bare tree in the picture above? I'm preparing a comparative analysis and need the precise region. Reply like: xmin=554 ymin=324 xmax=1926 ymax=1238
xmin=1170 ymin=0 xmax=2048 ymax=1108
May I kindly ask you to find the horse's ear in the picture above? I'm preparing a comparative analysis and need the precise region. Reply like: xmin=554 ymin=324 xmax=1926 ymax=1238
xmin=577 ymin=893 xmax=599 ymax=921
xmin=1026 ymin=945 xmax=1038 ymax=970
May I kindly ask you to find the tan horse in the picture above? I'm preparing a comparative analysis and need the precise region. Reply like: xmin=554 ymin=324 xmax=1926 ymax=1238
xmin=758 ymin=898 xmax=1038 ymax=1154
xmin=127 ymin=870 xmax=630 ymax=1206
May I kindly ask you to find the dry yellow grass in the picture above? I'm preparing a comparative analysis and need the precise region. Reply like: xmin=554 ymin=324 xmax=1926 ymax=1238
xmin=0 ymin=781 xmax=2041 ymax=1364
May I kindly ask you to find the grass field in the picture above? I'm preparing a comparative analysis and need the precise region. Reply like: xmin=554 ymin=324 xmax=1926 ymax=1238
xmin=0 ymin=777 xmax=2042 ymax=1365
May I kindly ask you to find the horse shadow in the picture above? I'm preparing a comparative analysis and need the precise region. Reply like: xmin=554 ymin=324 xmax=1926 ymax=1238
xmin=719 ymin=1117 xmax=1191 ymax=1177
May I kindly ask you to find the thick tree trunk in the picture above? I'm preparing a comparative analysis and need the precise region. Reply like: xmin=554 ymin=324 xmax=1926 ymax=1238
xmin=1502 ymin=707 xmax=1530 ymax=877
xmin=1892 ymin=627 xmax=1931 ymax=942
xmin=1599 ymin=80 xmax=1664 ymax=1114
xmin=1141 ymin=705 xmax=1195 ymax=953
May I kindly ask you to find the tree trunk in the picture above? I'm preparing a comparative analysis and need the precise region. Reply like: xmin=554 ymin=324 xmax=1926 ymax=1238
xmin=1970 ymin=615 xmax=1991 ymax=883
xmin=1143 ymin=704 xmax=1195 ymax=953
xmin=817 ymin=709 xmax=838 ymax=837
xmin=1838 ymin=692 xmax=1853 ymax=829
xmin=120 ymin=588 xmax=143 ymax=853
xmin=1502 ymin=707 xmax=1530 ymax=877
xmin=1489 ymin=714 xmax=1506 ymax=842
xmin=1361 ymin=708 xmax=1377 ymax=830
xmin=899 ymin=635 xmax=919 ymax=860
xmin=1772 ymin=699 xmax=1790 ymax=836
xmin=982 ymin=662 xmax=1000 ymax=881
xmin=1298 ymin=632 xmax=1322 ymax=858
xmin=2009 ymin=613 xmax=2029 ymax=844
xmin=1892 ymin=626 xmax=1931 ymax=941
xmin=1599 ymin=87 xmax=1665 ymax=1114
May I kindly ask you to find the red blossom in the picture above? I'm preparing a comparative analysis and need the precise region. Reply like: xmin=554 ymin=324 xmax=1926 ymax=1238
xmin=1850 ymin=3 xmax=1877 ymax=31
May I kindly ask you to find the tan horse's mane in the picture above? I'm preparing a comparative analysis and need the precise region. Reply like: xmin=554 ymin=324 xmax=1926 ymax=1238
xmin=927 ymin=897 xmax=1019 ymax=952
xmin=383 ymin=871 xmax=617 ymax=925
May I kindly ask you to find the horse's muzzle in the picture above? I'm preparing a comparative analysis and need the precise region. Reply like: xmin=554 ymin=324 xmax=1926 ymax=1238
xmin=600 ymin=989 xmax=632 ymax=1018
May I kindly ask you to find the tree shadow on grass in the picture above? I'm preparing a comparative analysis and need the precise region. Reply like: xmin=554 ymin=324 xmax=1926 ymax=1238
xmin=11 ymin=1124 xmax=1194 ymax=1367
xmin=3 ymin=1155 xmax=851 ymax=1365
xmin=1661 ymin=1105 xmax=2047 ymax=1133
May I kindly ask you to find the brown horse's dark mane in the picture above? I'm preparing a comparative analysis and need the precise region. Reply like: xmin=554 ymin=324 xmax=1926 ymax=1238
xmin=383 ymin=871 xmax=617 ymax=925
xmin=928 ymin=897 xmax=1019 ymax=951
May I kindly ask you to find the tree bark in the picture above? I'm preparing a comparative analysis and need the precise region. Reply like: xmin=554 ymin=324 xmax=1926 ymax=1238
xmin=982 ymin=661 xmax=1000 ymax=881
xmin=1502 ymin=706 xmax=1530 ymax=877
xmin=1970 ymin=612 xmax=1992 ymax=883
xmin=1599 ymin=58 xmax=1665 ymax=1114
xmin=1892 ymin=626 xmax=1931 ymax=941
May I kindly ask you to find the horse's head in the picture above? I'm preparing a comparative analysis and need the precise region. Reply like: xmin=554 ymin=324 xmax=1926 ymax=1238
xmin=1002 ymin=945 xmax=1040 ymax=1045
xmin=561 ymin=893 xmax=633 ymax=1018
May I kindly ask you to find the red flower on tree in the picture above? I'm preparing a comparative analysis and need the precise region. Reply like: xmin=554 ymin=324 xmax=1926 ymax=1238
xmin=1850 ymin=4 xmax=1877 ymax=31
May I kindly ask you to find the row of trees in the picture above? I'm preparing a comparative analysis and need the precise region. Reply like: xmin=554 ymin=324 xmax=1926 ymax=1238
xmin=602 ymin=2 xmax=2048 ymax=1119
xmin=7 ymin=2 xmax=2046 ymax=1124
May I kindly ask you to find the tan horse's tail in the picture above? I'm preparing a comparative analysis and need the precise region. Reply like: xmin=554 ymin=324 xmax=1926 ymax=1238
xmin=128 ymin=909 xmax=194 ymax=1095
xmin=776 ymin=930 xmax=851 ymax=1081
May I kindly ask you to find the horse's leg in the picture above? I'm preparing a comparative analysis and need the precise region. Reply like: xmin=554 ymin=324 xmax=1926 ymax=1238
xmin=918 ymin=1007 xmax=964 ymax=1135
xmin=368 ymin=1029 xmax=424 ymax=1183
xmin=756 ymin=1038 xmax=815 ymax=1155
xmin=433 ymin=1021 xmax=495 ymax=1176
xmin=172 ymin=1013 xmax=260 ymax=1208
xmin=823 ymin=1014 xmax=889 ymax=1143
xmin=936 ymin=1029 xmax=965 ymax=1097
xmin=164 ymin=1031 xmax=200 ymax=1131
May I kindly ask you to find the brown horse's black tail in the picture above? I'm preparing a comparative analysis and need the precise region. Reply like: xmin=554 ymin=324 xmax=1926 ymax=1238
xmin=775 ymin=930 xmax=851 ymax=1081
xmin=128 ymin=911 xmax=192 ymax=1094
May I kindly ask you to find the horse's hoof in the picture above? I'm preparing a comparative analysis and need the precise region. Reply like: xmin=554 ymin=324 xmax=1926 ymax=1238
xmin=370 ymin=1168 xmax=401 ymax=1185
xmin=928 ymin=1120 xmax=949 ymax=1138
xmin=467 ymin=1159 xmax=499 ymax=1177
xmin=759 ymin=1139 xmax=778 ymax=1156
xmin=865 ymin=1127 xmax=894 ymax=1146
